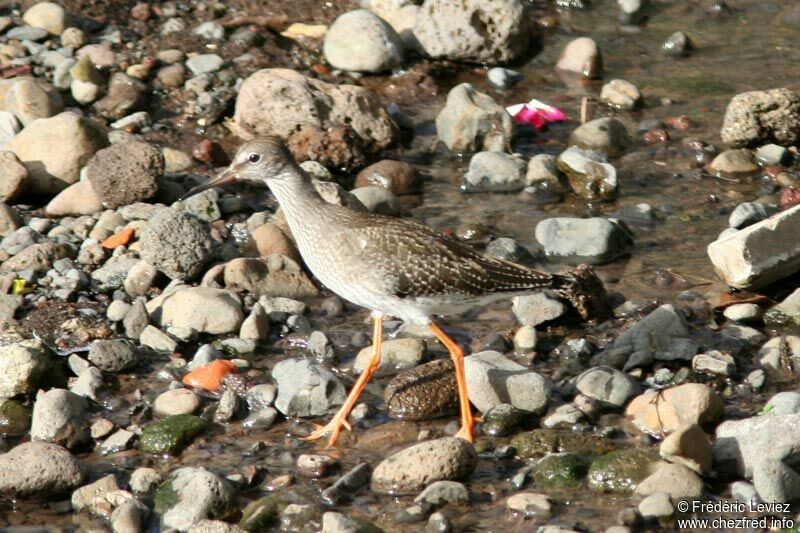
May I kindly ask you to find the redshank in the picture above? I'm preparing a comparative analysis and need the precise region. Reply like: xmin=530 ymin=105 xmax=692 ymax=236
xmin=183 ymin=136 xmax=605 ymax=447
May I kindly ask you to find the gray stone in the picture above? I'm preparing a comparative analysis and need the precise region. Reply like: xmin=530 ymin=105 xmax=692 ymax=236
xmin=755 ymin=143 xmax=789 ymax=166
xmin=0 ymin=442 xmax=83 ymax=497
xmin=0 ymin=151 xmax=29 ymax=203
xmin=0 ymin=203 xmax=22 ymax=238
xmin=324 ymin=10 xmax=403 ymax=73
xmin=123 ymin=298 xmax=149 ymax=338
xmin=140 ymin=208 xmax=214 ymax=281
xmin=764 ymin=391 xmax=800 ymax=415
xmin=186 ymin=54 xmax=224 ymax=75
xmin=124 ymin=260 xmax=159 ymax=296
xmin=721 ymin=88 xmax=800 ymax=147
xmin=573 ymin=366 xmax=640 ymax=407
xmin=435 ymin=83 xmax=515 ymax=153
xmin=350 ymin=186 xmax=402 ymax=215
xmin=88 ymin=339 xmax=138 ymax=372
xmin=713 ymin=413 xmax=800 ymax=477
xmin=159 ymin=287 xmax=244 ymax=335
xmin=100 ymin=429 xmax=134 ymax=454
xmin=86 ymin=141 xmax=164 ymax=208
xmin=594 ymin=304 xmax=696 ymax=370
xmin=723 ymin=303 xmax=762 ymax=323
xmin=464 ymin=350 xmax=550 ymax=413
xmin=155 ymin=389 xmax=201 ymax=417
xmin=764 ymin=289 xmax=800 ymax=330
xmin=487 ymin=67 xmax=523 ymax=89
xmin=568 ymin=118 xmax=630 ymax=157
xmin=634 ymin=463 xmax=704 ymax=499
xmin=535 ymin=217 xmax=632 ymax=265
xmin=30 ymin=388 xmax=90 ymax=449
xmin=708 ymin=204 xmax=800 ymax=289
xmin=193 ymin=21 xmax=225 ymax=40
xmin=371 ymin=437 xmax=477 ymax=494
xmin=413 ymin=0 xmax=532 ymax=63
xmin=506 ymin=492 xmax=552 ymax=518
xmin=663 ymin=31 xmax=693 ymax=57
xmin=271 ymin=358 xmax=346 ymax=417
xmin=156 ymin=467 xmax=237 ymax=531
xmin=353 ymin=338 xmax=425 ymax=376
xmin=242 ymin=407 xmax=278 ymax=430
xmin=637 ymin=492 xmax=673 ymax=519
xmin=461 ymin=151 xmax=527 ymax=193
xmin=91 ymin=256 xmax=140 ymax=292
xmin=757 ymin=335 xmax=800 ymax=383
xmin=512 ymin=293 xmax=567 ymax=326
xmin=692 ymin=350 xmax=735 ymax=376
xmin=321 ymin=463 xmax=372 ymax=506
xmin=130 ymin=467 xmax=161 ymax=494
xmin=0 ymin=339 xmax=49 ymax=399
xmin=414 ymin=480 xmax=469 ymax=505
xmin=239 ymin=302 xmax=270 ymax=340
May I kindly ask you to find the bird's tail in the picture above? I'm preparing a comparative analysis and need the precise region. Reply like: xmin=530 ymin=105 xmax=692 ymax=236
xmin=551 ymin=264 xmax=609 ymax=320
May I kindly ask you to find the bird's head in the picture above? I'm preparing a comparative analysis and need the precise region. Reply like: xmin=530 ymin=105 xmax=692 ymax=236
xmin=181 ymin=136 xmax=295 ymax=200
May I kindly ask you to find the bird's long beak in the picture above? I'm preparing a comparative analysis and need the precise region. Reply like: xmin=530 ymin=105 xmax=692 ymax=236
xmin=180 ymin=166 xmax=239 ymax=201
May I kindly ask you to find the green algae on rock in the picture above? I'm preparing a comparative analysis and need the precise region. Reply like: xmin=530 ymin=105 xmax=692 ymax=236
xmin=511 ymin=429 xmax=616 ymax=458
xmin=533 ymin=453 xmax=589 ymax=488
xmin=139 ymin=414 xmax=208 ymax=455
xmin=587 ymin=448 xmax=659 ymax=493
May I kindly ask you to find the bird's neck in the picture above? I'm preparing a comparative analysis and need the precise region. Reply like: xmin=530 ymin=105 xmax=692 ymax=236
xmin=268 ymin=162 xmax=327 ymax=227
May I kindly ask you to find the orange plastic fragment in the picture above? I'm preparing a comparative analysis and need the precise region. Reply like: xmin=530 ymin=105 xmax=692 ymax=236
xmin=182 ymin=360 xmax=237 ymax=391
xmin=102 ymin=227 xmax=135 ymax=249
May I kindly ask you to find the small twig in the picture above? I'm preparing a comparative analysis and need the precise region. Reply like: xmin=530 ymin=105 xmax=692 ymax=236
xmin=580 ymin=96 xmax=595 ymax=124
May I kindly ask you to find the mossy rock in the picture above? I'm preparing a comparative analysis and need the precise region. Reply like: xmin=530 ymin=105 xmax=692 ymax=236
xmin=511 ymin=429 xmax=616 ymax=458
xmin=533 ymin=453 xmax=589 ymax=488
xmin=587 ymin=448 xmax=659 ymax=494
xmin=240 ymin=494 xmax=285 ymax=531
xmin=153 ymin=479 xmax=179 ymax=513
xmin=139 ymin=414 xmax=208 ymax=455
xmin=0 ymin=399 xmax=31 ymax=436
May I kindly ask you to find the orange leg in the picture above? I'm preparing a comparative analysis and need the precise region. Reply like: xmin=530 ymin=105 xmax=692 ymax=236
xmin=303 ymin=315 xmax=383 ymax=447
xmin=428 ymin=322 xmax=475 ymax=443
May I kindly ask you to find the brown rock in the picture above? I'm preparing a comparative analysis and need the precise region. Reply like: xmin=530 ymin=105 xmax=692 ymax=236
xmin=288 ymin=125 xmax=366 ymax=172
xmin=94 ymin=73 xmax=147 ymax=120
xmin=659 ymin=423 xmax=712 ymax=474
xmin=625 ymin=383 xmax=725 ymax=435
xmin=0 ymin=151 xmax=28 ymax=202
xmin=248 ymin=223 xmax=299 ymax=261
xmin=385 ymin=359 xmax=458 ymax=421
xmin=2 ymin=77 xmax=64 ymax=126
xmin=86 ymin=141 xmax=163 ymax=208
xmin=223 ymin=255 xmax=317 ymax=298
xmin=354 ymin=160 xmax=420 ymax=195
xmin=1 ymin=242 xmax=72 ymax=273
xmin=45 ymin=180 xmax=103 ymax=216
xmin=192 ymin=138 xmax=230 ymax=167
xmin=634 ymin=462 xmax=704 ymax=499
xmin=0 ymin=203 xmax=22 ymax=237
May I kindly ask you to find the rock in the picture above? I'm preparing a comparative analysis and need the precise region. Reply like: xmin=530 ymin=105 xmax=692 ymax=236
xmin=708 ymin=148 xmax=758 ymax=177
xmin=88 ymin=339 xmax=138 ymax=372
xmin=321 ymin=512 xmax=379 ymax=533
xmin=758 ymin=336 xmax=800 ymax=382
xmin=638 ymin=492 xmax=673 ymax=520
xmin=506 ymin=492 xmax=552 ymax=518
xmin=94 ymin=73 xmax=147 ymax=120
xmin=249 ymin=223 xmax=299 ymax=261
xmin=0 ymin=339 xmax=48 ymax=399
xmin=5 ymin=112 xmax=107 ymax=195
xmin=297 ymin=454 xmax=339 ymax=478
xmin=707 ymin=204 xmax=800 ymax=289
xmin=155 ymin=467 xmax=237 ymax=530
xmin=721 ymin=88 xmax=800 ymax=147
xmin=533 ymin=453 xmax=588 ymax=488
xmin=154 ymin=388 xmax=201 ymax=417
xmin=763 ymin=391 xmax=800 ymax=415
xmin=0 ymin=112 xmax=21 ymax=148
xmin=130 ymin=467 xmax=161 ymax=494
xmin=223 ymin=256 xmax=317 ymax=298
xmin=30 ymin=389 xmax=90 ymax=449
xmin=71 ymin=473 xmax=119 ymax=512
xmin=233 ymin=69 xmax=396 ymax=156
xmin=354 ymin=338 xmax=425 ymax=376
xmin=556 ymin=147 xmax=618 ymax=200
xmin=413 ymin=0 xmax=532 ymax=64
xmin=124 ymin=299 xmax=150 ymax=339
xmin=354 ymin=160 xmax=420 ymax=195
xmin=625 ymin=383 xmax=724 ymax=435
xmin=106 ymin=300 xmax=131 ymax=322
xmin=487 ymin=67 xmax=523 ymax=90
xmin=556 ymin=37 xmax=602 ymax=78
xmin=0 ymin=151 xmax=29 ymax=203
xmin=286 ymin=125 xmax=369 ymax=172
xmin=635 ymin=463 xmax=704 ymax=499
xmin=752 ymin=458 xmax=800 ymax=504
xmin=600 ymin=79 xmax=641 ymax=110
xmin=461 ymin=151 xmax=527 ymax=193
xmin=100 ymin=429 xmax=135 ymax=454
xmin=659 ymin=424 xmax=711 ymax=474
xmin=61 ymin=27 xmax=87 ymax=48
xmin=535 ymin=217 xmax=631 ymax=265
xmin=0 ymin=400 xmax=31 ymax=436
xmin=371 ymin=437 xmax=477 ymax=494
xmin=86 ymin=141 xmax=163 ymax=208
xmin=3 ymin=78 xmax=64 ymax=126
xmin=594 ymin=304 xmax=695 ymax=370
xmin=729 ymin=202 xmax=775 ymax=230
xmin=385 ymin=359 xmax=458 ymax=420
xmin=240 ymin=303 xmax=270 ymax=340
xmin=91 ymin=255 xmax=140 ymax=292
xmin=415 ymin=480 xmax=468 ymax=505
xmin=573 ymin=366 xmax=640 ymax=407
xmin=0 ymin=442 xmax=83 ymax=497
xmin=525 ymin=153 xmax=565 ymax=198
xmin=140 ymin=208 xmax=213 ymax=281
xmin=756 ymin=143 xmax=789 ymax=166
xmin=193 ymin=21 xmax=225 ymax=40
xmin=140 ymin=414 xmax=208 ymax=455
xmin=764 ymin=289 xmax=800 ymax=330
xmin=663 ymin=31 xmax=693 ymax=57
xmin=110 ymin=499 xmax=146 ymax=532
xmin=692 ymin=350 xmax=735 ymax=376
xmin=1 ymin=242 xmax=71 ymax=274
xmin=0 ymin=204 xmax=22 ymax=237
xmin=464 ymin=351 xmax=550 ymax=413
xmin=45 ymin=180 xmax=104 ymax=216
xmin=350 ymin=186 xmax=402 ymax=215
xmin=159 ymin=287 xmax=244 ymax=335
xmin=186 ymin=54 xmax=224 ymax=75
xmin=435 ymin=83 xmax=515 ymax=153
xmin=568 ymin=118 xmax=630 ymax=157
xmin=124 ymin=260 xmax=159 ymax=297
xmin=271 ymin=358 xmax=346 ymax=417
xmin=324 ymin=10 xmax=403 ymax=73
xmin=588 ymin=448 xmax=657 ymax=493
xmin=511 ymin=428 xmax=616 ymax=458
xmin=22 ymin=2 xmax=66 ymax=35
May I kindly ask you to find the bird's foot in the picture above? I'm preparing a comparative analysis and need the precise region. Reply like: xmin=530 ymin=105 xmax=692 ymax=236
xmin=454 ymin=423 xmax=475 ymax=443
xmin=302 ymin=416 xmax=352 ymax=448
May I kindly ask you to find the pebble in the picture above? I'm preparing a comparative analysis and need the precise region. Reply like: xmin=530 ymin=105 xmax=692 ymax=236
xmin=23 ymin=2 xmax=67 ymax=35
xmin=353 ymin=338 xmax=425 ymax=376
xmin=371 ymin=437 xmax=477 ymax=494
xmin=139 ymin=414 xmax=207 ymax=455
xmin=139 ymin=208 xmax=214 ymax=280
xmin=461 ymin=151 xmax=527 ymax=193
xmin=354 ymin=160 xmax=420 ymax=195
xmin=556 ymin=37 xmax=602 ymax=77
xmin=721 ymin=88 xmax=800 ymax=147
xmin=0 ymin=442 xmax=84 ymax=497
xmin=155 ymin=467 xmax=237 ymax=531
xmin=663 ymin=31 xmax=693 ymax=57
xmin=193 ymin=21 xmax=225 ymax=40
xmin=385 ymin=358 xmax=458 ymax=420
xmin=535 ymin=217 xmax=632 ymax=265
xmin=755 ymin=143 xmax=789 ymax=166
xmin=557 ymin=147 xmax=618 ymax=200
xmin=692 ymin=350 xmax=735 ymax=376
xmin=130 ymin=467 xmax=161 ymax=494
xmin=764 ymin=391 xmax=800 ymax=415
xmin=350 ymin=186 xmax=403 ymax=215
xmin=271 ymin=358 xmax=346 ymax=417
xmin=297 ymin=454 xmax=339 ymax=478
xmin=465 ymin=351 xmax=550 ymax=413
xmin=574 ymin=366 xmax=640 ymax=407
xmin=600 ymin=79 xmax=641 ymax=110
xmin=514 ymin=325 xmax=538 ymax=352
xmin=569 ymin=118 xmax=630 ymax=157
xmin=625 ymin=383 xmax=724 ymax=435
xmin=0 ymin=340 xmax=49 ymax=398
xmin=154 ymin=388 xmax=201 ymax=416
xmin=88 ymin=339 xmax=138 ymax=372
xmin=435 ymin=83 xmax=515 ymax=153
xmin=634 ymin=462 xmax=704 ymax=499
xmin=30 ymin=389 xmax=90 ymax=449
xmin=487 ymin=67 xmax=523 ymax=89
xmin=6 ymin=26 xmax=49 ymax=41
xmin=637 ymin=492 xmax=674 ymax=519
xmin=506 ymin=492 xmax=552 ymax=518
xmin=659 ymin=423 xmax=711 ymax=474
xmin=323 ymin=9 xmax=403 ymax=73
xmin=512 ymin=293 xmax=566 ymax=326
xmin=321 ymin=463 xmax=371 ymax=506
xmin=728 ymin=201 xmax=774 ymax=229
xmin=414 ymin=480 xmax=469 ymax=505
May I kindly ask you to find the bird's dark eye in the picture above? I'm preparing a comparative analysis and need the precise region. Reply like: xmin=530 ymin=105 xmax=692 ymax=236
xmin=248 ymin=153 xmax=261 ymax=163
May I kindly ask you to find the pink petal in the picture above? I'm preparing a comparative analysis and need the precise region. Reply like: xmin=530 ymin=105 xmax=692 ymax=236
xmin=527 ymin=98 xmax=567 ymax=122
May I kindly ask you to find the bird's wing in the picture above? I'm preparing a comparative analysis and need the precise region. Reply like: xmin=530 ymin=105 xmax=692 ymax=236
xmin=349 ymin=217 xmax=554 ymax=298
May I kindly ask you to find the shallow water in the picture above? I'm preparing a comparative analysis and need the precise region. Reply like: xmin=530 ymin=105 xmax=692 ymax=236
xmin=4 ymin=0 xmax=800 ymax=531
